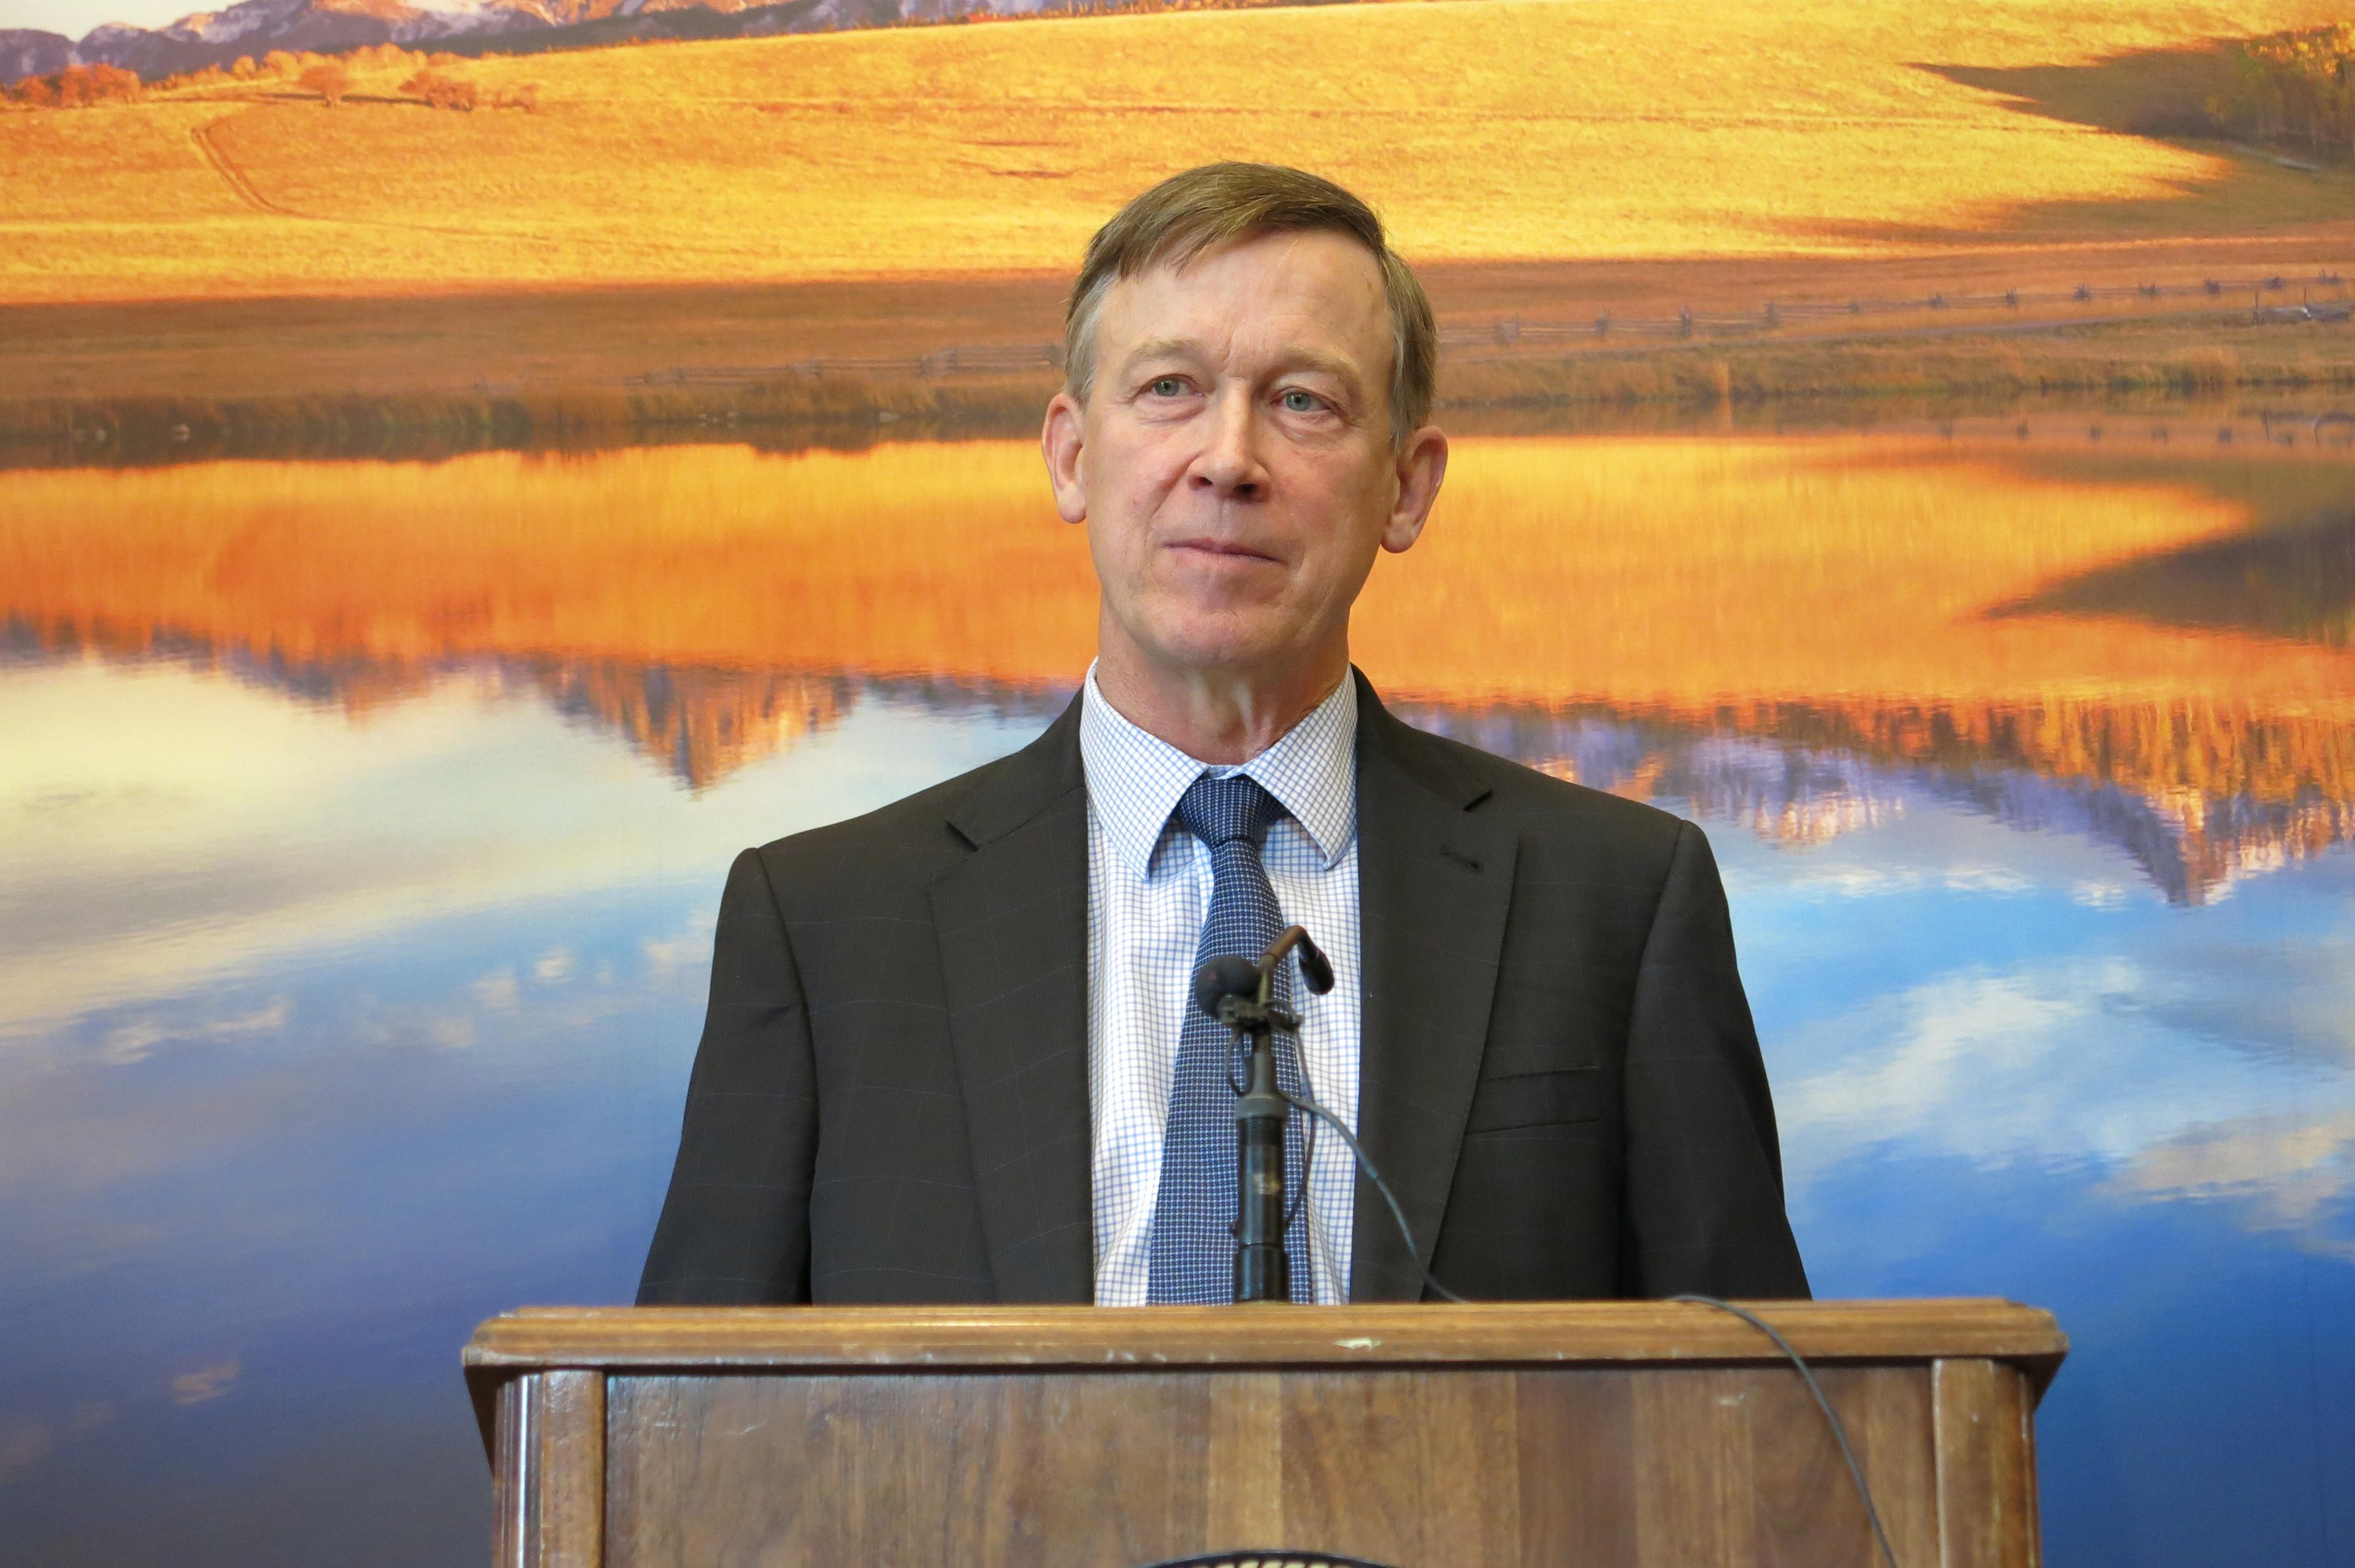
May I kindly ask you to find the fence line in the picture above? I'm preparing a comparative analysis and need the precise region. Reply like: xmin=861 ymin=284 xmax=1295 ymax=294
xmin=1450 ymin=271 xmax=2351 ymax=348
xmin=624 ymin=343 xmax=1062 ymax=386
xmin=620 ymin=270 xmax=2351 ymax=386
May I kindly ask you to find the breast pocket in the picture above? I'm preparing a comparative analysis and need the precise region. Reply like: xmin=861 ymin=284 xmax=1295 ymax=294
xmin=1463 ymin=1065 xmax=1606 ymax=1134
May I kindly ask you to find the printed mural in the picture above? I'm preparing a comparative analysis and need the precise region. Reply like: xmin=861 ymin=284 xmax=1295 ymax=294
xmin=3 ymin=0 xmax=2354 ymax=1562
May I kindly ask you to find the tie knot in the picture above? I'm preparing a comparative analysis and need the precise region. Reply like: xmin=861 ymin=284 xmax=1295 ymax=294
xmin=1176 ymin=773 xmax=1284 ymax=850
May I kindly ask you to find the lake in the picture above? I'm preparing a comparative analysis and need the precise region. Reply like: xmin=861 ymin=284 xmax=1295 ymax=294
xmin=4 ymin=418 xmax=2353 ymax=1566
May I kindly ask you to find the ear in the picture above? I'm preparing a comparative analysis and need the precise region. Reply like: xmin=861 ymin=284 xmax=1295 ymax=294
xmin=1379 ymin=426 xmax=1448 ymax=554
xmin=1041 ymin=390 xmax=1089 ymax=525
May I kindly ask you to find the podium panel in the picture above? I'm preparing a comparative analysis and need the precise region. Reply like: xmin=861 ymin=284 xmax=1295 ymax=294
xmin=465 ymin=1301 xmax=2064 ymax=1568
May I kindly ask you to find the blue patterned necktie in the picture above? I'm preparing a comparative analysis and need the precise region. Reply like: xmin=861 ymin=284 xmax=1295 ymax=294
xmin=1147 ymin=772 xmax=1312 ymax=1305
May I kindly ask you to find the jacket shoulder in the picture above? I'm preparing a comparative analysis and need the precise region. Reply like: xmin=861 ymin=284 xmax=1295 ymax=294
xmin=757 ymin=759 xmax=987 ymax=864
xmin=748 ymin=694 xmax=1084 ymax=895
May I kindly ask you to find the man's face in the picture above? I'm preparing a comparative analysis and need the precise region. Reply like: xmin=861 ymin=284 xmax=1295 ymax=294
xmin=1041 ymin=229 xmax=1447 ymax=681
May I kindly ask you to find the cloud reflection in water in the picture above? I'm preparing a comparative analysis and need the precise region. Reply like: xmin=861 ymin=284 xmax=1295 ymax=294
xmin=4 ymin=429 xmax=2354 ymax=1566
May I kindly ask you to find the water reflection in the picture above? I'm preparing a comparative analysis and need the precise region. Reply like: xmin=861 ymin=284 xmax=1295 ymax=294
xmin=12 ymin=434 xmax=2355 ymax=705
xmin=3 ymin=429 xmax=2353 ymax=1567
xmin=18 ymin=614 xmax=2348 ymax=909
xmin=10 ymin=431 xmax=2354 ymax=906
xmin=1996 ymin=505 xmax=2355 ymax=646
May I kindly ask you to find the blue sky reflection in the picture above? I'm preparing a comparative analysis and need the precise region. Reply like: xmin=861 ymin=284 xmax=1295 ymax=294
xmin=3 ymin=649 xmax=2353 ymax=1566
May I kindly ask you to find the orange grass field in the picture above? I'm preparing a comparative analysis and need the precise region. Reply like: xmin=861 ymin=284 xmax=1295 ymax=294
xmin=9 ymin=434 xmax=2353 ymax=741
xmin=4 ymin=0 xmax=2354 ymax=305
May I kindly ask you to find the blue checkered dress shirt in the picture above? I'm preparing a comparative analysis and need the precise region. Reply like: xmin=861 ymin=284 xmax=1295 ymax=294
xmin=1079 ymin=664 xmax=1362 ymax=1306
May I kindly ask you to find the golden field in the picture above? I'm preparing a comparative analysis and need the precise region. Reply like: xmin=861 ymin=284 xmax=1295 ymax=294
xmin=4 ymin=0 xmax=2354 ymax=305
xmin=8 ymin=432 xmax=2352 ymax=724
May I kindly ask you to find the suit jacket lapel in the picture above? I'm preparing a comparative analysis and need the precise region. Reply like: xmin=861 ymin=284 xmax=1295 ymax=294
xmin=1349 ymin=671 xmax=1519 ymax=1301
xmin=930 ymin=694 xmax=1096 ymax=1303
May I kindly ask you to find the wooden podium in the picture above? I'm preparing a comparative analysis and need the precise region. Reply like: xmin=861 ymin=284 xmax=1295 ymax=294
xmin=464 ymin=1300 xmax=2066 ymax=1568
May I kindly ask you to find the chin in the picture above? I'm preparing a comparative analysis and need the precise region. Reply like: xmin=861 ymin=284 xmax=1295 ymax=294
xmin=1137 ymin=609 xmax=1301 ymax=674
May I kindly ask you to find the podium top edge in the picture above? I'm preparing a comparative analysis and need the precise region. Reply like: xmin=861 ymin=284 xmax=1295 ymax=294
xmin=463 ymin=1298 xmax=2066 ymax=1380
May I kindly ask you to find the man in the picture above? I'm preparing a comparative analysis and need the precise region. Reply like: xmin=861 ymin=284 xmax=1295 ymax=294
xmin=638 ymin=163 xmax=1807 ymax=1306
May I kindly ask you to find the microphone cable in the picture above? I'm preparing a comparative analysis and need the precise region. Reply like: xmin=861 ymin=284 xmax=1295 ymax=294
xmin=1276 ymin=1093 xmax=1898 ymax=1568
xmin=1668 ymin=1294 xmax=1901 ymax=1568
xmin=1205 ymin=936 xmax=1894 ymax=1563
xmin=1279 ymin=1088 xmax=1467 ymax=1306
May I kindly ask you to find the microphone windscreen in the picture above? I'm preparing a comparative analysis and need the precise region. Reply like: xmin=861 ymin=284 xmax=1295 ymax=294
xmin=1192 ymin=954 xmax=1263 ymax=1020
xmin=1295 ymin=933 xmax=1335 ymax=995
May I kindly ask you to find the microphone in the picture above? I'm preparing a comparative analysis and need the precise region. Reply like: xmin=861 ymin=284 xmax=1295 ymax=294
xmin=1290 ymin=930 xmax=1335 ymax=996
xmin=1192 ymin=954 xmax=1262 ymax=1023
xmin=1190 ymin=926 xmax=1330 ymax=1307
xmin=1190 ymin=927 xmax=1333 ymax=1025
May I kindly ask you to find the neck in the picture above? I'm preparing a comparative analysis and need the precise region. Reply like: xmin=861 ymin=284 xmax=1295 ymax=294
xmin=1092 ymin=635 xmax=1349 ymax=767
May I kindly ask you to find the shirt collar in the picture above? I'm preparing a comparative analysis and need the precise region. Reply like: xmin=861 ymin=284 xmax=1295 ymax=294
xmin=1079 ymin=662 xmax=1358 ymax=879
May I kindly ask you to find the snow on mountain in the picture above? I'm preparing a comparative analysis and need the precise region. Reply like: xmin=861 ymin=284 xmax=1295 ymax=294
xmin=75 ymin=20 xmax=158 ymax=52
xmin=4 ymin=0 xmax=1130 ymax=83
xmin=168 ymin=0 xmax=318 ymax=45
xmin=10 ymin=0 xmax=580 ymax=80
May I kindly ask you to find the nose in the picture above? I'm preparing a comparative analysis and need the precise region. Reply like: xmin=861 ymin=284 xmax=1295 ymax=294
xmin=1188 ymin=386 xmax=1268 ymax=502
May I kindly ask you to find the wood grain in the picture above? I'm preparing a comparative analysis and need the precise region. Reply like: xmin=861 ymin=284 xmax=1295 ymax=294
xmin=1744 ymin=1366 xmax=1929 ymax=1568
xmin=607 ymin=1372 xmax=1215 ymax=1568
xmin=531 ymin=1370 xmax=604 ymax=1567
xmin=586 ymin=1363 xmax=1976 ymax=1567
xmin=467 ymin=1299 xmax=2065 ymax=1388
xmin=470 ymin=1305 xmax=2066 ymax=1568
xmin=493 ymin=1376 xmax=529 ymax=1568
xmin=1206 ymin=1372 xmax=1282 ymax=1546
xmin=1934 ymin=1357 xmax=2039 ymax=1568
xmin=1850 ymin=1363 xmax=1940 ymax=1562
xmin=2016 ymin=1366 xmax=2046 ymax=1568
xmin=1277 ymin=1370 xmax=1523 ymax=1564
xmin=1515 ymin=1368 xmax=1636 ymax=1566
xmin=1633 ymin=1367 xmax=1756 ymax=1566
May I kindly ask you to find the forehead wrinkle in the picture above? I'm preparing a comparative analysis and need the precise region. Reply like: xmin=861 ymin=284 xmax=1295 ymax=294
xmin=1119 ymin=334 xmax=1212 ymax=369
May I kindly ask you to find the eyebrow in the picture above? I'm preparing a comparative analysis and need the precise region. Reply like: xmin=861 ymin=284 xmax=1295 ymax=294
xmin=1120 ymin=337 xmax=1368 ymax=402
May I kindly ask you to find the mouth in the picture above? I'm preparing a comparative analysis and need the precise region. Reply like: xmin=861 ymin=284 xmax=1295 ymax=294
xmin=1166 ymin=537 xmax=1282 ymax=566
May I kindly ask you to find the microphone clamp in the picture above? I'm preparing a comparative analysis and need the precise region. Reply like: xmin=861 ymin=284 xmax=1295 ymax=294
xmin=1212 ymin=994 xmax=1301 ymax=1036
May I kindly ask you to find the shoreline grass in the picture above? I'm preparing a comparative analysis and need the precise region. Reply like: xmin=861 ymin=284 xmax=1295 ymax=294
xmin=1441 ymin=316 xmax=2355 ymax=410
xmin=6 ymin=315 xmax=2346 ymax=468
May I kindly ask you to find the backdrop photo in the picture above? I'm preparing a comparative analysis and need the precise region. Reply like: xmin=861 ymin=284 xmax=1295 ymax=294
xmin=2 ymin=1 xmax=2353 ymax=1562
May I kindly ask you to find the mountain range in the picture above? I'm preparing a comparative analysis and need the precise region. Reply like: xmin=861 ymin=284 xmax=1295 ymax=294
xmin=1 ymin=0 xmax=1078 ymax=83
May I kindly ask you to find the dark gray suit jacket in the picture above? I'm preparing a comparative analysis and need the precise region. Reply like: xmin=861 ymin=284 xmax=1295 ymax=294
xmin=638 ymin=670 xmax=1808 ymax=1304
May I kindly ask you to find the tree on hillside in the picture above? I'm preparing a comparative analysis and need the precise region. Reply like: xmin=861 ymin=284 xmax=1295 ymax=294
xmin=400 ymin=67 xmax=477 ymax=111
xmin=32 ymin=63 xmax=142 ymax=107
xmin=2211 ymin=23 xmax=2355 ymax=157
xmin=261 ymin=49 xmax=299 ymax=78
xmin=231 ymin=55 xmax=258 ymax=79
xmin=300 ymin=61 xmax=351 ymax=107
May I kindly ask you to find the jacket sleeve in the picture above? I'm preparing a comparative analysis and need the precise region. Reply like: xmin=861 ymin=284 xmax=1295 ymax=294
xmin=636 ymin=846 xmax=818 ymax=1304
xmin=1622 ymin=819 xmax=1811 ymax=1299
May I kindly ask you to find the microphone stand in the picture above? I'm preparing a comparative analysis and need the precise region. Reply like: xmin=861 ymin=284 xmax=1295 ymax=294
xmin=1198 ymin=927 xmax=1333 ymax=1305
xmin=1227 ymin=992 xmax=1293 ymax=1305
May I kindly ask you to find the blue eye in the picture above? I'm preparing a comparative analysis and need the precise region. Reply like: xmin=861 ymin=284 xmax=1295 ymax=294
xmin=1151 ymin=377 xmax=1186 ymax=397
xmin=1281 ymin=389 xmax=1322 ymax=413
